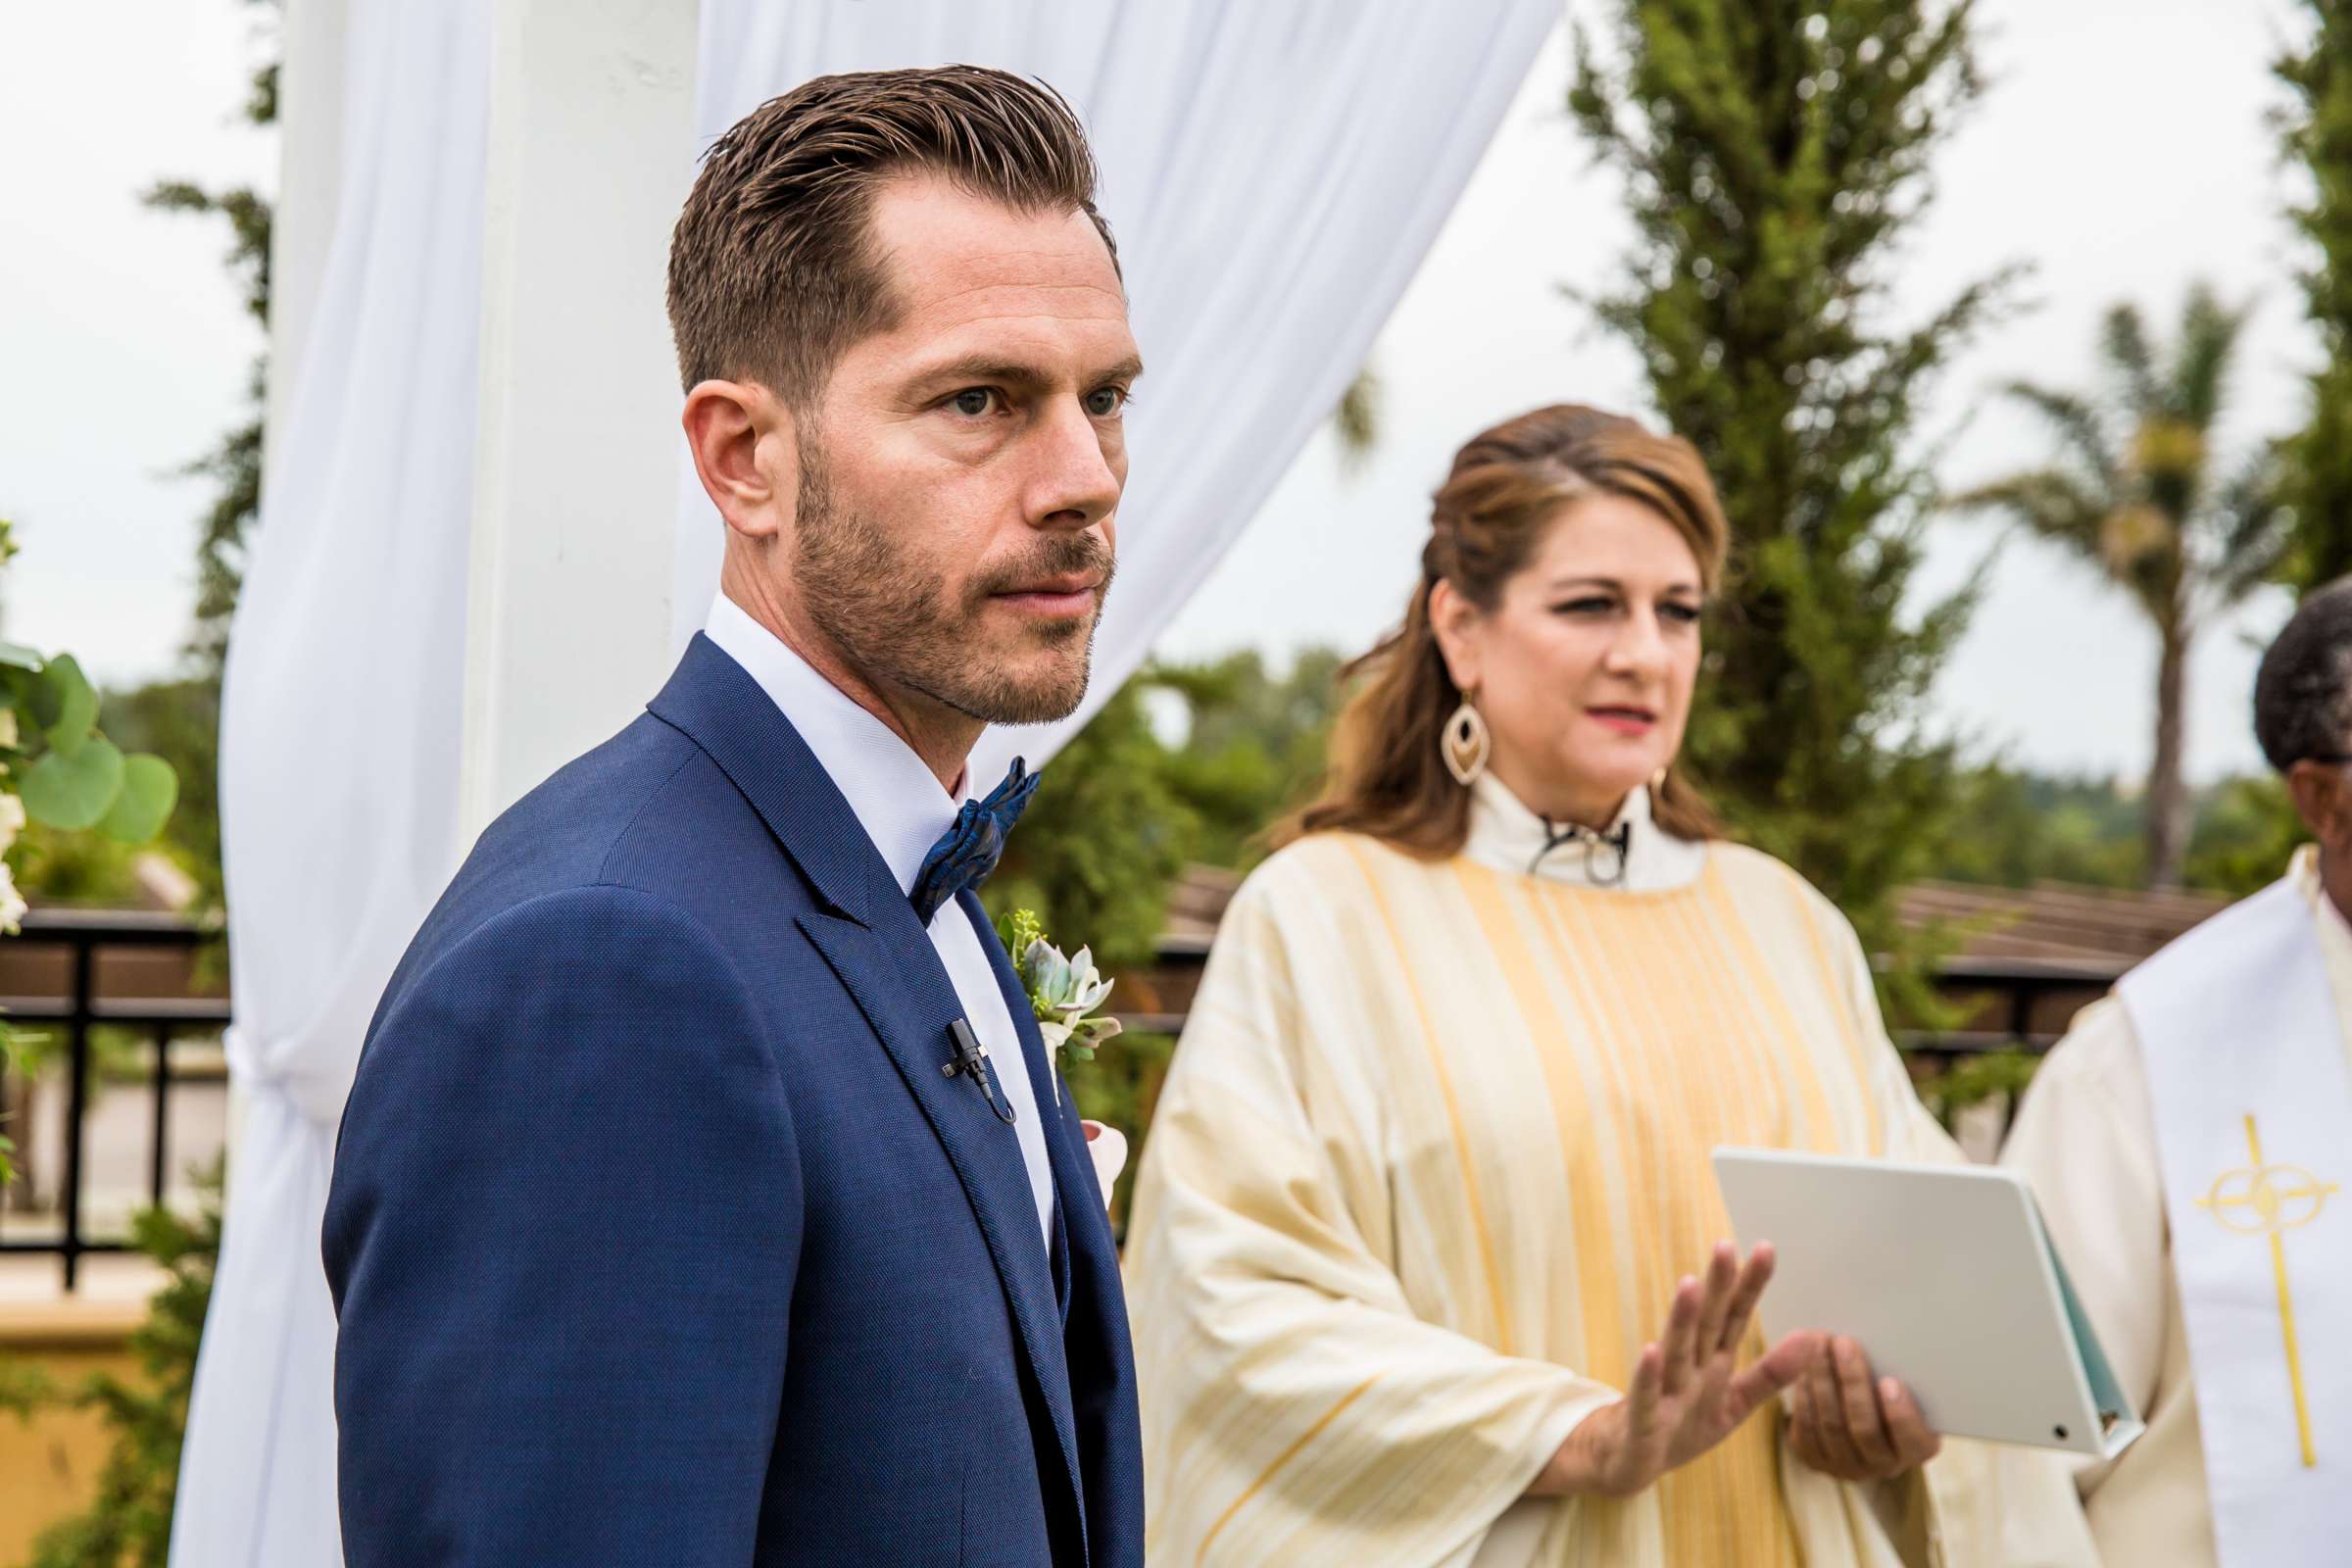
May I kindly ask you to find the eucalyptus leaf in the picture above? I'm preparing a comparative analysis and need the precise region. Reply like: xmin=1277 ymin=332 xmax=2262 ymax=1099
xmin=98 ymin=753 xmax=177 ymax=843
xmin=33 ymin=654 xmax=97 ymax=754
xmin=23 ymin=660 xmax=62 ymax=727
xmin=0 ymin=641 xmax=42 ymax=672
xmin=21 ymin=735 xmax=124 ymax=829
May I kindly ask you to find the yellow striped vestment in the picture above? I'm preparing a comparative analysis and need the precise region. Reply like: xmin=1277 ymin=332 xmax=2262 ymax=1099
xmin=1121 ymin=827 xmax=2097 ymax=1568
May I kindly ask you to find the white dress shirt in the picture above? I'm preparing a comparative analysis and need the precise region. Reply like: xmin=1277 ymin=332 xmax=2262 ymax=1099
xmin=704 ymin=593 xmax=1056 ymax=1249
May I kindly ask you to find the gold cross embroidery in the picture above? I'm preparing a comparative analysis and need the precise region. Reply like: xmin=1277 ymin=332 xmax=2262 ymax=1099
xmin=2196 ymin=1113 xmax=2337 ymax=1468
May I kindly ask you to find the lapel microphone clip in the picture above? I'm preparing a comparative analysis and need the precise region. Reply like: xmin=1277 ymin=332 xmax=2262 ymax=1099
xmin=943 ymin=1017 xmax=1017 ymax=1124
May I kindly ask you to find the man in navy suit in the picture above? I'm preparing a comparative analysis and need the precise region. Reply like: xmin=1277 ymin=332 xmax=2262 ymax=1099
xmin=324 ymin=67 xmax=1145 ymax=1566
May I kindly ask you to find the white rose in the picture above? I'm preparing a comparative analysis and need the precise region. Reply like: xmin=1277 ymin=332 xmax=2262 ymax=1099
xmin=0 ymin=861 xmax=26 ymax=935
xmin=1081 ymin=1121 xmax=1127 ymax=1211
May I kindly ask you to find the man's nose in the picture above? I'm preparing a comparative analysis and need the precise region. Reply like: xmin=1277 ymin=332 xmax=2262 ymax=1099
xmin=1025 ymin=397 xmax=1122 ymax=530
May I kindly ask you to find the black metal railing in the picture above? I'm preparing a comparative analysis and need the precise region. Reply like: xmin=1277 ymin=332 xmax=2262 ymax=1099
xmin=0 ymin=908 xmax=227 ymax=1291
xmin=0 ymin=921 xmax=2106 ymax=1290
xmin=1899 ymin=956 xmax=2121 ymax=1138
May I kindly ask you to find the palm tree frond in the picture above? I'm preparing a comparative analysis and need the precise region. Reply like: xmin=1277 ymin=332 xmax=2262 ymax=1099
xmin=2210 ymin=449 xmax=2292 ymax=603
xmin=1996 ymin=381 xmax=2115 ymax=490
xmin=1973 ymin=284 xmax=2271 ymax=622
xmin=2169 ymin=281 xmax=2251 ymax=431
xmin=1948 ymin=468 xmax=2110 ymax=559
xmin=2101 ymin=302 xmax=2161 ymax=415
xmin=2216 ymin=533 xmax=2292 ymax=604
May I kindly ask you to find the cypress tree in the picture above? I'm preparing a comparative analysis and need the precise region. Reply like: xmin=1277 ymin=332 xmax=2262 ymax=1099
xmin=2278 ymin=0 xmax=2352 ymax=590
xmin=1569 ymin=0 xmax=2016 ymax=992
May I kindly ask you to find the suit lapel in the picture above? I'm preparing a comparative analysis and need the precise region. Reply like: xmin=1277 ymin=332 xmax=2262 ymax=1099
xmin=648 ymin=635 xmax=885 ymax=925
xmin=798 ymin=909 xmax=1084 ymax=1508
xmin=647 ymin=638 xmax=1085 ymax=1543
xmin=964 ymin=892 xmax=1143 ymax=1560
xmin=962 ymin=890 xmax=1110 ymax=1321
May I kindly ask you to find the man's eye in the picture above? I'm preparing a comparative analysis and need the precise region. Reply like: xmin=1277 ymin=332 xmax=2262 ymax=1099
xmin=1085 ymin=387 xmax=1127 ymax=417
xmin=949 ymin=388 xmax=998 ymax=417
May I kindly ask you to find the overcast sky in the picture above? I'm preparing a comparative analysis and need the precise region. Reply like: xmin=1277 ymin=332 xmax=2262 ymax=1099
xmin=0 ymin=0 xmax=2319 ymax=783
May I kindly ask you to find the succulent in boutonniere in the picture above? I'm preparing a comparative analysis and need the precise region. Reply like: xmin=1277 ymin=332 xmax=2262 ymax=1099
xmin=995 ymin=907 xmax=1123 ymax=1105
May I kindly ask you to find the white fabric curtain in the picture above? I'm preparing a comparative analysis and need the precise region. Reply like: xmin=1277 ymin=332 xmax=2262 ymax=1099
xmin=173 ymin=4 xmax=490 ymax=1564
xmin=679 ymin=0 xmax=1562 ymax=787
xmin=176 ymin=4 xmax=1553 ymax=1564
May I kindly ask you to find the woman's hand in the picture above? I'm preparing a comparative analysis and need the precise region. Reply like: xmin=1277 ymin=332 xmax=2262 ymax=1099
xmin=1530 ymin=1241 xmax=1816 ymax=1498
xmin=1786 ymin=1335 xmax=1941 ymax=1482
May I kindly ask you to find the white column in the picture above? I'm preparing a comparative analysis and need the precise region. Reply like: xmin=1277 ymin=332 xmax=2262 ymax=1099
xmin=462 ymin=0 xmax=703 ymax=839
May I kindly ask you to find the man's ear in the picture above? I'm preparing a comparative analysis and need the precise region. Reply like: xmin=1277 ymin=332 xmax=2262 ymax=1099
xmin=683 ymin=378 xmax=798 ymax=541
xmin=2286 ymin=760 xmax=2352 ymax=851
xmin=1428 ymin=577 xmax=1482 ymax=695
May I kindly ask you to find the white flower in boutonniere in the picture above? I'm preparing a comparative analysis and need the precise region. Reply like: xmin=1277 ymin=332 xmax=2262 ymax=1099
xmin=996 ymin=907 xmax=1123 ymax=1106
xmin=0 ymin=795 xmax=23 ymax=932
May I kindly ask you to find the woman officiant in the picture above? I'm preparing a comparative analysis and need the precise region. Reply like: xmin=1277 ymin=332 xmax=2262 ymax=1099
xmin=1120 ymin=406 xmax=2095 ymax=1566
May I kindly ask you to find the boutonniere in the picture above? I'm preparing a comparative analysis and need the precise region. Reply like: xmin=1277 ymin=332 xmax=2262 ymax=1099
xmin=996 ymin=907 xmax=1123 ymax=1105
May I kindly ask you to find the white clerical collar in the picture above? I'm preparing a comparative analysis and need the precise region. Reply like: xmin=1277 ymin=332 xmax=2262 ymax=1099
xmin=2289 ymin=842 xmax=2352 ymax=965
xmin=704 ymin=592 xmax=964 ymax=896
xmin=1462 ymin=771 xmax=1707 ymax=892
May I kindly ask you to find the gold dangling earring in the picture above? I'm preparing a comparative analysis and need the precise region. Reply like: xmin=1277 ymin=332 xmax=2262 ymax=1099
xmin=1442 ymin=696 xmax=1491 ymax=786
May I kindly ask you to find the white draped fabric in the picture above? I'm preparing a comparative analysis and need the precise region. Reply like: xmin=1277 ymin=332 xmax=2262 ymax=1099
xmin=175 ymin=4 xmax=1555 ymax=1564
xmin=174 ymin=5 xmax=491 ymax=1564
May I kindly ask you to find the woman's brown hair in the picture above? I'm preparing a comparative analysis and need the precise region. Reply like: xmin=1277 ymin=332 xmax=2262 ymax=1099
xmin=1281 ymin=403 xmax=1731 ymax=858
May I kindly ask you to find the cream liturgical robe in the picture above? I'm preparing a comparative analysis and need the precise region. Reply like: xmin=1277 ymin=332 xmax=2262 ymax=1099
xmin=1123 ymin=779 xmax=2097 ymax=1567
xmin=2004 ymin=846 xmax=2352 ymax=1568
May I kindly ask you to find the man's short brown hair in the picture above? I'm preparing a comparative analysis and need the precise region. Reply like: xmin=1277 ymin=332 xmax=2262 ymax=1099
xmin=666 ymin=65 xmax=1117 ymax=405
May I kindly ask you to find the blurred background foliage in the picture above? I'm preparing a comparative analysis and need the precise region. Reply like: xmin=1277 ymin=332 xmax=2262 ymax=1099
xmin=3 ymin=1170 xmax=220 ymax=1568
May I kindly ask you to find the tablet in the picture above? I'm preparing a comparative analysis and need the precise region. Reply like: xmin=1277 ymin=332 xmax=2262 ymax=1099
xmin=1711 ymin=1147 xmax=2142 ymax=1459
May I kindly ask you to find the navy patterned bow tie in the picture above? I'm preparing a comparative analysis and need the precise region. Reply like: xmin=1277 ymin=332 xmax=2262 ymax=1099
xmin=909 ymin=759 xmax=1042 ymax=926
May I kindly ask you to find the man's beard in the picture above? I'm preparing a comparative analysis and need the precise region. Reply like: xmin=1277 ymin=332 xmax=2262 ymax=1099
xmin=789 ymin=450 xmax=1114 ymax=726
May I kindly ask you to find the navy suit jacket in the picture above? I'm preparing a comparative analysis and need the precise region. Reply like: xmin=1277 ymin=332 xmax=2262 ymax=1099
xmin=323 ymin=635 xmax=1145 ymax=1566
